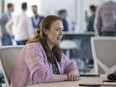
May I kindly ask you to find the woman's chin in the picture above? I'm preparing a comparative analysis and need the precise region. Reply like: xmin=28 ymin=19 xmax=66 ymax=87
xmin=55 ymin=42 xmax=60 ymax=46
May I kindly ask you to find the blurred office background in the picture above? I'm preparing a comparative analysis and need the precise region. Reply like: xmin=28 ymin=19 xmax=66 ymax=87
xmin=0 ymin=0 xmax=106 ymax=74
xmin=0 ymin=0 xmax=105 ymax=32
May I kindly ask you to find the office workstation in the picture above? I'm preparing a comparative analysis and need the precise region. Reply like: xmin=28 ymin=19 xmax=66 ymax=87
xmin=0 ymin=0 xmax=116 ymax=87
xmin=28 ymin=75 xmax=116 ymax=87
xmin=27 ymin=37 xmax=116 ymax=87
xmin=28 ymin=75 xmax=106 ymax=87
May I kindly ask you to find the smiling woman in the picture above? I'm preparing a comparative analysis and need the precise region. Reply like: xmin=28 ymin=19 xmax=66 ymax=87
xmin=10 ymin=15 xmax=79 ymax=87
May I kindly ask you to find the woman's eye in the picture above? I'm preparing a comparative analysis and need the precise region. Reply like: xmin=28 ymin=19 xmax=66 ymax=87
xmin=56 ymin=27 xmax=63 ymax=31
xmin=56 ymin=28 xmax=59 ymax=31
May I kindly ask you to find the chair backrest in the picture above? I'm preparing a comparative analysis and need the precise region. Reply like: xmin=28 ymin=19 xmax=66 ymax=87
xmin=91 ymin=37 xmax=116 ymax=74
xmin=0 ymin=46 xmax=24 ymax=86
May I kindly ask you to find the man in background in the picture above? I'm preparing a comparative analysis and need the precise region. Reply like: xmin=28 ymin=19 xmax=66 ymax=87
xmin=0 ymin=3 xmax=14 ymax=45
xmin=87 ymin=5 xmax=96 ymax=31
xmin=58 ymin=9 xmax=68 ymax=31
xmin=31 ymin=5 xmax=44 ymax=31
xmin=6 ymin=2 xmax=34 ymax=45
xmin=94 ymin=0 xmax=116 ymax=36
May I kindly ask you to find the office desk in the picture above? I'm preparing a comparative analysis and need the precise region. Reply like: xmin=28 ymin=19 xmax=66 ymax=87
xmin=28 ymin=75 xmax=115 ymax=87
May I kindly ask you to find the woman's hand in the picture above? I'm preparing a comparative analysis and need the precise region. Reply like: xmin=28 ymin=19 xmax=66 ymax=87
xmin=67 ymin=69 xmax=79 ymax=81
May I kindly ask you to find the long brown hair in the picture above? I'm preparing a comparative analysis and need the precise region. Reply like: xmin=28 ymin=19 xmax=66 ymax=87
xmin=29 ymin=15 xmax=62 ymax=63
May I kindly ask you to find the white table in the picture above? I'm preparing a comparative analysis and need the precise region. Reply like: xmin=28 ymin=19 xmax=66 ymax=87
xmin=28 ymin=75 xmax=116 ymax=87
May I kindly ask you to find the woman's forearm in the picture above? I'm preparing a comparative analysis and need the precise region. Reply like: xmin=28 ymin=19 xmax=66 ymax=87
xmin=52 ymin=74 xmax=68 ymax=82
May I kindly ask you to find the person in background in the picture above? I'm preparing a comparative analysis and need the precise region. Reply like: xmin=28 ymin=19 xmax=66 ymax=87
xmin=10 ymin=15 xmax=79 ymax=87
xmin=31 ymin=5 xmax=44 ymax=32
xmin=6 ymin=2 xmax=34 ymax=45
xmin=87 ymin=5 xmax=96 ymax=31
xmin=0 ymin=3 xmax=14 ymax=46
xmin=94 ymin=0 xmax=116 ymax=36
xmin=58 ymin=9 xmax=68 ymax=31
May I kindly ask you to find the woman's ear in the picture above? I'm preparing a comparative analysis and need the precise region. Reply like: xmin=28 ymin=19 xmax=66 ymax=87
xmin=43 ymin=29 xmax=48 ymax=35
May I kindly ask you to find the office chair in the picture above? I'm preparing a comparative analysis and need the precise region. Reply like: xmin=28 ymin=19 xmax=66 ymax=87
xmin=91 ymin=37 xmax=116 ymax=74
xmin=0 ymin=46 xmax=24 ymax=87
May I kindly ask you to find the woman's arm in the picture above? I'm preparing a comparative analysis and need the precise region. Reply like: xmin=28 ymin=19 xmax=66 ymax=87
xmin=25 ymin=43 xmax=69 ymax=84
xmin=62 ymin=53 xmax=79 ymax=81
xmin=52 ymin=74 xmax=68 ymax=82
xmin=67 ymin=69 xmax=79 ymax=81
xmin=52 ymin=69 xmax=79 ymax=82
xmin=25 ymin=43 xmax=53 ymax=84
xmin=62 ymin=54 xmax=78 ymax=73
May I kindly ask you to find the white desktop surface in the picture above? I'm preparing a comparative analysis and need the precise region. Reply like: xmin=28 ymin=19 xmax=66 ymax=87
xmin=28 ymin=75 xmax=115 ymax=87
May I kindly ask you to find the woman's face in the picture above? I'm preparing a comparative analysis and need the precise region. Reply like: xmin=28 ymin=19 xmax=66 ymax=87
xmin=45 ymin=20 xmax=63 ymax=46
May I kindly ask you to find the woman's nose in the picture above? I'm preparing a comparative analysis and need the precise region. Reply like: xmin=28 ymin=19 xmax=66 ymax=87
xmin=60 ymin=30 xmax=63 ymax=35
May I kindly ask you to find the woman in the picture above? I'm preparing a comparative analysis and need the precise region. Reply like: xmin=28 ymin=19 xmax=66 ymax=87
xmin=10 ymin=15 xmax=79 ymax=87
